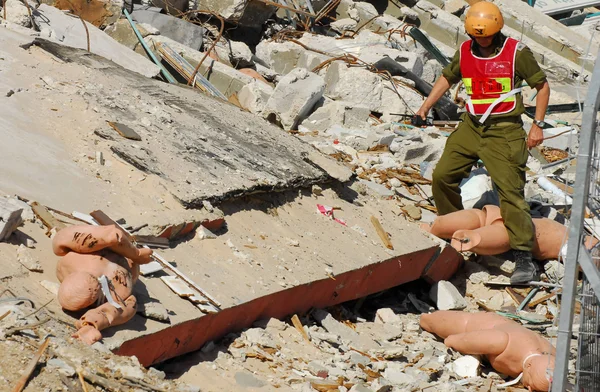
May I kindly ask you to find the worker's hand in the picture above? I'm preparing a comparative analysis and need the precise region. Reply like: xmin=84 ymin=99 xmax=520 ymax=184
xmin=415 ymin=106 xmax=429 ymax=121
xmin=527 ymin=124 xmax=544 ymax=149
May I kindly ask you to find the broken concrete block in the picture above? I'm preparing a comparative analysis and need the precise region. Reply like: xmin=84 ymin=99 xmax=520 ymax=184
xmin=421 ymin=58 xmax=442 ymax=84
xmin=312 ymin=309 xmax=379 ymax=351
xmin=144 ymin=35 xmax=255 ymax=97
xmin=382 ymin=368 xmax=417 ymax=389
xmin=330 ymin=18 xmax=358 ymax=34
xmin=263 ymin=68 xmax=325 ymax=130
xmin=324 ymin=62 xmax=383 ymax=111
xmin=131 ymin=10 xmax=204 ymax=50
xmin=3 ymin=0 xmax=31 ymax=27
xmin=451 ymin=355 xmax=480 ymax=378
xmin=375 ymin=308 xmax=402 ymax=325
xmin=40 ymin=0 xmax=123 ymax=28
xmin=34 ymin=5 xmax=160 ymax=79
xmin=429 ymin=280 xmax=467 ymax=310
xmin=359 ymin=179 xmax=395 ymax=199
xmin=105 ymin=19 xmax=157 ymax=50
xmin=255 ymin=40 xmax=304 ymax=75
xmin=16 ymin=244 xmax=43 ymax=272
xmin=300 ymin=101 xmax=369 ymax=132
xmin=0 ymin=202 xmax=22 ymax=242
xmin=297 ymin=51 xmax=330 ymax=73
xmin=343 ymin=105 xmax=371 ymax=129
xmin=238 ymin=80 xmax=274 ymax=114
xmin=195 ymin=0 xmax=276 ymax=24
xmin=214 ymin=39 xmax=254 ymax=68
xmin=243 ymin=328 xmax=277 ymax=348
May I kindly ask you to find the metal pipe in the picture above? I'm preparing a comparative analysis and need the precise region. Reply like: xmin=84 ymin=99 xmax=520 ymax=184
xmin=551 ymin=52 xmax=600 ymax=392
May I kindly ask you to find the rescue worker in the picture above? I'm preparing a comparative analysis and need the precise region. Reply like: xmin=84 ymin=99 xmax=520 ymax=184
xmin=415 ymin=1 xmax=550 ymax=283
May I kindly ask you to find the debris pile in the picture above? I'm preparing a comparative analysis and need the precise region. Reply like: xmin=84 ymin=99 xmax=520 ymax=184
xmin=0 ymin=0 xmax=597 ymax=390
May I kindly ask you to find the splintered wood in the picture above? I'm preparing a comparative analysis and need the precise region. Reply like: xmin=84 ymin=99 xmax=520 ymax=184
xmin=30 ymin=201 xmax=66 ymax=231
xmin=370 ymin=216 xmax=393 ymax=250
xmin=12 ymin=338 xmax=50 ymax=392
xmin=291 ymin=314 xmax=311 ymax=343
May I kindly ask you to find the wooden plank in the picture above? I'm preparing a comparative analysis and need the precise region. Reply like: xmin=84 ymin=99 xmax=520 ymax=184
xmin=30 ymin=201 xmax=66 ymax=231
xmin=528 ymin=291 xmax=559 ymax=309
xmin=11 ymin=338 xmax=50 ymax=392
xmin=370 ymin=216 xmax=393 ymax=250
xmin=505 ymin=287 xmax=525 ymax=307
xmin=134 ymin=235 xmax=170 ymax=248
xmin=291 ymin=314 xmax=311 ymax=343
xmin=107 ymin=122 xmax=142 ymax=141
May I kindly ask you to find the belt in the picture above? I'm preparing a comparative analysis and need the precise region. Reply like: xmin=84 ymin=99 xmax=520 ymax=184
xmin=467 ymin=114 xmax=522 ymax=126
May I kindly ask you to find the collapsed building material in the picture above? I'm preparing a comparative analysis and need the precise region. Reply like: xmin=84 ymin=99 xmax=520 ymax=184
xmin=373 ymin=57 xmax=460 ymax=121
xmin=104 ymin=18 xmax=158 ymax=50
xmin=2 ymin=0 xmax=31 ymax=28
xmin=213 ymin=38 xmax=254 ymax=69
xmin=144 ymin=35 xmax=256 ymax=97
xmin=156 ymin=41 xmax=227 ymax=100
xmin=324 ymin=62 xmax=383 ymax=112
xmin=195 ymin=0 xmax=277 ymax=26
xmin=238 ymin=80 xmax=274 ymax=114
xmin=263 ymin=67 xmax=325 ymax=130
xmin=32 ymin=5 xmax=160 ymax=78
xmin=0 ymin=198 xmax=23 ymax=241
xmin=42 ymin=0 xmax=122 ymax=28
xmin=131 ymin=10 xmax=204 ymax=50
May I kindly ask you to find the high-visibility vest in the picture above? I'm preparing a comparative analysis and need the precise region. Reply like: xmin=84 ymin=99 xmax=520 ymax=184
xmin=460 ymin=37 xmax=522 ymax=124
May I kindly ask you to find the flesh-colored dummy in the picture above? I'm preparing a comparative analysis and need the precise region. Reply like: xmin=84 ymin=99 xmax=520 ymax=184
xmin=422 ymin=205 xmax=598 ymax=260
xmin=420 ymin=311 xmax=555 ymax=391
xmin=53 ymin=225 xmax=153 ymax=344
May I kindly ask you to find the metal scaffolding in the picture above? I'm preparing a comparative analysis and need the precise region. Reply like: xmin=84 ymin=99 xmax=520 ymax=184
xmin=552 ymin=54 xmax=600 ymax=391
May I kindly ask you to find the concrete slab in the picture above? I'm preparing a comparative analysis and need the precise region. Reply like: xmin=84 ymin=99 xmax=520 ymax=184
xmin=32 ymin=4 xmax=160 ymax=78
xmin=131 ymin=10 xmax=204 ymax=50
xmin=105 ymin=188 xmax=462 ymax=366
xmin=27 ymin=38 xmax=343 ymax=208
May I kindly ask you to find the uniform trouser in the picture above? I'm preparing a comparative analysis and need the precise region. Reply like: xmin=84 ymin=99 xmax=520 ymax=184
xmin=431 ymin=114 xmax=535 ymax=252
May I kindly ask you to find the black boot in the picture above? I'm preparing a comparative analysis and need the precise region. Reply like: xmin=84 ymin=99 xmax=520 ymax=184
xmin=511 ymin=250 xmax=540 ymax=284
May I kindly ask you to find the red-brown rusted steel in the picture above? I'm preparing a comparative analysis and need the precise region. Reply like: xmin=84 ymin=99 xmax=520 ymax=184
xmin=115 ymin=245 xmax=462 ymax=366
xmin=423 ymin=245 xmax=465 ymax=284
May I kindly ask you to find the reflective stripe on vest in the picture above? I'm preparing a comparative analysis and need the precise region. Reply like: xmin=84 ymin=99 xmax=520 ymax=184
xmin=460 ymin=37 xmax=521 ymax=121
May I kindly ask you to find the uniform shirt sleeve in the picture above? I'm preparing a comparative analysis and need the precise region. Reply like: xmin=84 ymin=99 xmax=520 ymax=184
xmin=515 ymin=44 xmax=547 ymax=87
xmin=441 ymin=50 xmax=462 ymax=85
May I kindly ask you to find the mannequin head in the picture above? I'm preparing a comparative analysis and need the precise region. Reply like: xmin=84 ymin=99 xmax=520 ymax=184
xmin=522 ymin=354 xmax=554 ymax=391
xmin=58 ymin=271 xmax=100 ymax=311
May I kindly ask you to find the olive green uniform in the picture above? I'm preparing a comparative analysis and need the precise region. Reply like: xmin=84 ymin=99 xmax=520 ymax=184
xmin=433 ymin=41 xmax=547 ymax=252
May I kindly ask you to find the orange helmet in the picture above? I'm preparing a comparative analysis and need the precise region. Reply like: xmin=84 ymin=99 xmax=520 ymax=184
xmin=464 ymin=1 xmax=504 ymax=37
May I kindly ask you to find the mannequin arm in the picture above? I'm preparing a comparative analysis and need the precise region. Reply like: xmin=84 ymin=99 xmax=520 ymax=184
xmin=53 ymin=225 xmax=152 ymax=263
xmin=445 ymin=329 xmax=508 ymax=356
xmin=73 ymin=295 xmax=137 ymax=345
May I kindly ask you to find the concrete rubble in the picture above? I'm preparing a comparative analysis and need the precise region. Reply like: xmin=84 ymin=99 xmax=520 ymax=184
xmin=0 ymin=0 xmax=595 ymax=390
